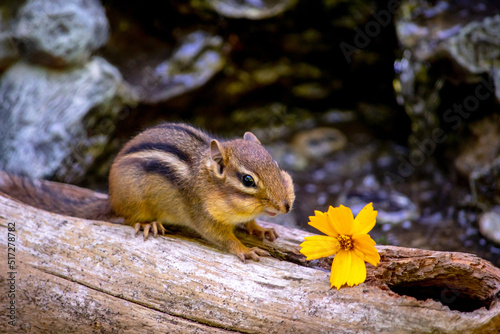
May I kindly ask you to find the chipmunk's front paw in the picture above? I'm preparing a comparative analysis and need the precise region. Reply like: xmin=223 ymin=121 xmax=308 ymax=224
xmin=134 ymin=221 xmax=166 ymax=240
xmin=235 ymin=247 xmax=270 ymax=262
xmin=246 ymin=220 xmax=280 ymax=242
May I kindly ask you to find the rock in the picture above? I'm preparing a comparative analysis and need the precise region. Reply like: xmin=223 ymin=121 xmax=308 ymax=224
xmin=292 ymin=82 xmax=329 ymax=99
xmin=225 ymin=102 xmax=319 ymax=140
xmin=265 ymin=127 xmax=347 ymax=172
xmin=394 ymin=1 xmax=500 ymax=147
xmin=321 ymin=109 xmax=357 ymax=123
xmin=455 ymin=114 xmax=500 ymax=177
xmin=0 ymin=33 xmax=18 ymax=71
xmin=292 ymin=127 xmax=347 ymax=161
xmin=394 ymin=2 xmax=500 ymax=214
xmin=267 ymin=142 xmax=309 ymax=172
xmin=357 ymin=103 xmax=407 ymax=135
xmin=12 ymin=0 xmax=109 ymax=67
xmin=219 ymin=60 xmax=322 ymax=102
xmin=454 ymin=114 xmax=500 ymax=204
xmin=494 ymin=69 xmax=500 ymax=102
xmin=444 ymin=14 xmax=500 ymax=101
xmin=469 ymin=157 xmax=500 ymax=205
xmin=479 ymin=206 xmax=500 ymax=245
xmin=0 ymin=57 xmax=131 ymax=182
xmin=203 ymin=0 xmax=297 ymax=19
xmin=132 ymin=31 xmax=226 ymax=104
xmin=445 ymin=15 xmax=500 ymax=79
xmin=322 ymin=0 xmax=375 ymax=28
xmin=0 ymin=4 xmax=19 ymax=70
xmin=340 ymin=189 xmax=420 ymax=225
xmin=322 ymin=144 xmax=378 ymax=177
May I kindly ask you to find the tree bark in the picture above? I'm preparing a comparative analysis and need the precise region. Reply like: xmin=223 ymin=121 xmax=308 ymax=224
xmin=0 ymin=193 xmax=499 ymax=333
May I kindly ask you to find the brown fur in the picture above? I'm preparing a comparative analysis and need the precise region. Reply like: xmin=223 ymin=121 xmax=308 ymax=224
xmin=0 ymin=170 xmax=116 ymax=221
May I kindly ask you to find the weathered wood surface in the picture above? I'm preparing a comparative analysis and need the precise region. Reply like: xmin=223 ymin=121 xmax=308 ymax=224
xmin=0 ymin=193 xmax=499 ymax=333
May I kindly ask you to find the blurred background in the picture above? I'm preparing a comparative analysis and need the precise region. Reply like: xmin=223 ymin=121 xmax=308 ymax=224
xmin=1 ymin=0 xmax=499 ymax=266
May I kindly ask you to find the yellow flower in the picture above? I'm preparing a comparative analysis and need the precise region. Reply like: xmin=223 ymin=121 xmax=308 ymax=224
xmin=300 ymin=203 xmax=380 ymax=289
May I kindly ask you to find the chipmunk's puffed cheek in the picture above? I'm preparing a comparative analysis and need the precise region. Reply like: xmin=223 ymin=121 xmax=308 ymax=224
xmin=206 ymin=200 xmax=261 ymax=225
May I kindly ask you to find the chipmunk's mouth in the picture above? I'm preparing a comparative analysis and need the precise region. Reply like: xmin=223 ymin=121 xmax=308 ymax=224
xmin=264 ymin=210 xmax=278 ymax=217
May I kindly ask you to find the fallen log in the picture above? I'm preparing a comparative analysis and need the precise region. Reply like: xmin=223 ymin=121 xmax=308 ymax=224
xmin=0 ymin=193 xmax=499 ymax=333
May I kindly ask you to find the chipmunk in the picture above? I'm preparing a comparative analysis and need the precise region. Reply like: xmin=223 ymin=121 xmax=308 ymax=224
xmin=0 ymin=122 xmax=295 ymax=261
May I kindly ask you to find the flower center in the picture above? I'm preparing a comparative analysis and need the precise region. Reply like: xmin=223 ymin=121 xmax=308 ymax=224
xmin=337 ymin=234 xmax=353 ymax=250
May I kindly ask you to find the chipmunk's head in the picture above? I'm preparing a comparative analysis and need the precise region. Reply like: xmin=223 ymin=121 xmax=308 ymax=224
xmin=206 ymin=132 xmax=295 ymax=224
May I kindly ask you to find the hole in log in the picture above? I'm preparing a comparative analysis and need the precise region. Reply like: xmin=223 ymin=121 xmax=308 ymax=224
xmin=388 ymin=280 xmax=494 ymax=312
xmin=376 ymin=249 xmax=500 ymax=313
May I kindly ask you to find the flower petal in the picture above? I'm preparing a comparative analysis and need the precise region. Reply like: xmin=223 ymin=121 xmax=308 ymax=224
xmin=363 ymin=250 xmax=381 ymax=267
xmin=330 ymin=250 xmax=351 ymax=289
xmin=327 ymin=205 xmax=354 ymax=236
xmin=352 ymin=233 xmax=380 ymax=266
xmin=308 ymin=210 xmax=339 ymax=237
xmin=352 ymin=202 xmax=377 ymax=235
xmin=300 ymin=235 xmax=340 ymax=261
xmin=352 ymin=247 xmax=365 ymax=261
xmin=347 ymin=252 xmax=366 ymax=287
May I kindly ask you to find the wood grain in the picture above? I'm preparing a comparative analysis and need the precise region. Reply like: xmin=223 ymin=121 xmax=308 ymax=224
xmin=0 ymin=194 xmax=499 ymax=333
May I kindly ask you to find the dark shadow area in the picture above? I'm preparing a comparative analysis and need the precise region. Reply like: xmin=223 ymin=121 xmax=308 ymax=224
xmin=389 ymin=281 xmax=495 ymax=313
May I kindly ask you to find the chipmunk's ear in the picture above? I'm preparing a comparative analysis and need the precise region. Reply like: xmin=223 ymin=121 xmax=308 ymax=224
xmin=210 ymin=139 xmax=226 ymax=177
xmin=243 ymin=131 xmax=261 ymax=144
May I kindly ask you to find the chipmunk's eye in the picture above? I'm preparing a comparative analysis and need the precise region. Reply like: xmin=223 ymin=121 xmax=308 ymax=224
xmin=241 ymin=174 xmax=256 ymax=188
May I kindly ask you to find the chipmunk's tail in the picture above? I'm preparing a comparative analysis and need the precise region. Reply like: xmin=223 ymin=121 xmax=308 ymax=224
xmin=0 ymin=170 xmax=118 ymax=222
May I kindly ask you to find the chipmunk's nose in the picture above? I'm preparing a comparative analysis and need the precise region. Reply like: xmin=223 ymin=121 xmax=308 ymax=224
xmin=265 ymin=200 xmax=291 ymax=216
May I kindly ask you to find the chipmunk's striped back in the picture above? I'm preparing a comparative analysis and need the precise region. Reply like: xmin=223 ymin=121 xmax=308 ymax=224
xmin=112 ymin=123 xmax=211 ymax=188
xmin=109 ymin=123 xmax=214 ymax=225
